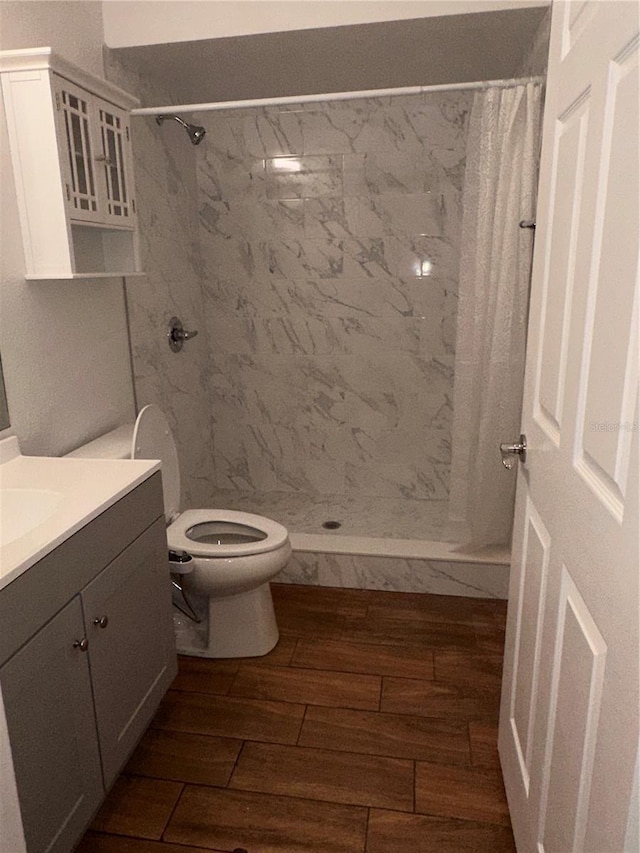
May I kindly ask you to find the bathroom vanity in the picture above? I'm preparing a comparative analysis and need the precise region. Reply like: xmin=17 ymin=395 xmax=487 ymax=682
xmin=0 ymin=444 xmax=176 ymax=853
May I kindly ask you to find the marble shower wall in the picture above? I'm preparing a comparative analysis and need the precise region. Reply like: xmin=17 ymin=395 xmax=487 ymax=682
xmin=104 ymin=52 xmax=216 ymax=508
xmin=196 ymin=91 xmax=471 ymax=504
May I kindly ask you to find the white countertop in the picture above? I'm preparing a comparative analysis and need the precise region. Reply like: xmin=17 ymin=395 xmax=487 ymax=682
xmin=0 ymin=437 xmax=160 ymax=591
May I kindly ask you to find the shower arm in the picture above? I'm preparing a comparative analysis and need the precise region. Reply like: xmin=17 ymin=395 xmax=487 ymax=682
xmin=155 ymin=114 xmax=206 ymax=145
xmin=156 ymin=115 xmax=189 ymax=130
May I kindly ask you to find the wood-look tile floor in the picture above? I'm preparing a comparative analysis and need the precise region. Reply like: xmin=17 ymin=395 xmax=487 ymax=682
xmin=78 ymin=584 xmax=515 ymax=853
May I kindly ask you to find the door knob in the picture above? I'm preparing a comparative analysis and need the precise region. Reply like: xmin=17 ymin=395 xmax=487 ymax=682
xmin=500 ymin=434 xmax=527 ymax=469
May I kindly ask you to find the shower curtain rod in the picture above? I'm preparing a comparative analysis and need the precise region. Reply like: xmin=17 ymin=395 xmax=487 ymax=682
xmin=130 ymin=76 xmax=544 ymax=117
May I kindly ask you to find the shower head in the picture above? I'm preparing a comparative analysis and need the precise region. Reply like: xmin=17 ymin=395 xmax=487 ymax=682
xmin=187 ymin=124 xmax=206 ymax=145
xmin=155 ymin=114 xmax=206 ymax=145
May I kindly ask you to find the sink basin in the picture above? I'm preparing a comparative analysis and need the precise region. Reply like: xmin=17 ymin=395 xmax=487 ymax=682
xmin=0 ymin=488 xmax=63 ymax=546
xmin=0 ymin=434 xmax=161 ymax=591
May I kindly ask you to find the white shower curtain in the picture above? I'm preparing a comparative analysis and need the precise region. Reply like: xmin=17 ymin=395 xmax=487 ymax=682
xmin=447 ymin=82 xmax=543 ymax=550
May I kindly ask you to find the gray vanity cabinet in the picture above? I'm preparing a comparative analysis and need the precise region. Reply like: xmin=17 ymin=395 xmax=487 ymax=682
xmin=0 ymin=473 xmax=177 ymax=853
xmin=0 ymin=597 xmax=104 ymax=853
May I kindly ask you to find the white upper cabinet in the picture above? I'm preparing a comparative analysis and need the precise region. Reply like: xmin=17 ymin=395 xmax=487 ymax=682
xmin=55 ymin=79 xmax=136 ymax=228
xmin=0 ymin=48 xmax=143 ymax=279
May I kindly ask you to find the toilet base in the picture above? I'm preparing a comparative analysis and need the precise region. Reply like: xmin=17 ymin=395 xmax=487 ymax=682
xmin=175 ymin=582 xmax=279 ymax=658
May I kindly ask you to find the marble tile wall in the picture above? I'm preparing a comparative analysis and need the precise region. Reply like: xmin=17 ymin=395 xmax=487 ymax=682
xmin=104 ymin=52 xmax=216 ymax=508
xmin=196 ymin=92 xmax=471 ymax=506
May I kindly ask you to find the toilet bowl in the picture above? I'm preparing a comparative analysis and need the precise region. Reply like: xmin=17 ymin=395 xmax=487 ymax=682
xmin=68 ymin=405 xmax=291 ymax=658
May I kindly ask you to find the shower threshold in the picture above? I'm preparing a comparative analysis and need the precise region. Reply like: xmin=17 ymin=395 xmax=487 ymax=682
xmin=201 ymin=489 xmax=510 ymax=599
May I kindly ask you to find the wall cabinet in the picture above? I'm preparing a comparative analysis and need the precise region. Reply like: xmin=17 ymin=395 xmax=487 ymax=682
xmin=0 ymin=47 xmax=143 ymax=279
xmin=0 ymin=474 xmax=176 ymax=853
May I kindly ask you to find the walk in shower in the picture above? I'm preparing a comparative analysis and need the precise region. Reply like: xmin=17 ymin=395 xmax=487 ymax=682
xmin=195 ymin=88 xmax=470 ymax=542
xmin=108 ymin=51 xmax=543 ymax=598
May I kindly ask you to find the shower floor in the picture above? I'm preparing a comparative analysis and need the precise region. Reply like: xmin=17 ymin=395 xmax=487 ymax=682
xmin=191 ymin=489 xmax=509 ymax=598
xmin=200 ymin=489 xmax=448 ymax=541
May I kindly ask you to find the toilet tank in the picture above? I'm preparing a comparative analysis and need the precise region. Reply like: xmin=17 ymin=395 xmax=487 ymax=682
xmin=66 ymin=424 xmax=134 ymax=459
xmin=65 ymin=406 xmax=180 ymax=525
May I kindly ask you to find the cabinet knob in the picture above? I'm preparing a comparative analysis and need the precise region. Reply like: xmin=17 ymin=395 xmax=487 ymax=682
xmin=73 ymin=638 xmax=89 ymax=652
xmin=93 ymin=615 xmax=109 ymax=629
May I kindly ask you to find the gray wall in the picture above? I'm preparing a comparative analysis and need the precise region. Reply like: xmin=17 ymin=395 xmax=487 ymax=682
xmin=517 ymin=4 xmax=551 ymax=75
xmin=110 ymin=6 xmax=549 ymax=106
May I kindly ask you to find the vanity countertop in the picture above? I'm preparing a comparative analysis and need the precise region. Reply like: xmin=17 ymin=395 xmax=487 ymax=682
xmin=0 ymin=437 xmax=160 ymax=591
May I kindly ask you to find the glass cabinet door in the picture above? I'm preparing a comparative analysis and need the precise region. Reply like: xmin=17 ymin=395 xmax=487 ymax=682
xmin=95 ymin=101 xmax=135 ymax=226
xmin=54 ymin=77 xmax=136 ymax=230
xmin=55 ymin=82 xmax=101 ymax=223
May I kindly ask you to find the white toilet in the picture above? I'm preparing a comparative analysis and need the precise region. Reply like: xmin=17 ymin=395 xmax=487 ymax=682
xmin=68 ymin=405 xmax=291 ymax=658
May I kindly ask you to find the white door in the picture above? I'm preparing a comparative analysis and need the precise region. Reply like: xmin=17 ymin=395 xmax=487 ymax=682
xmin=498 ymin=3 xmax=639 ymax=853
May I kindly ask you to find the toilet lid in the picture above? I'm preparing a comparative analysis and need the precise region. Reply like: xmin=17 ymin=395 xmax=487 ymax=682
xmin=131 ymin=405 xmax=181 ymax=523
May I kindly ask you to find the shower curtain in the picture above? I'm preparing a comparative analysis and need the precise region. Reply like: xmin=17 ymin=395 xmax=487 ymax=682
xmin=447 ymin=82 xmax=543 ymax=550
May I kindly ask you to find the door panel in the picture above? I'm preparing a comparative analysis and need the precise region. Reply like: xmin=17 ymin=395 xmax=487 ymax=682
xmin=535 ymin=91 xmax=589 ymax=441
xmin=576 ymin=41 xmax=638 ymax=510
xmin=499 ymin=4 xmax=639 ymax=852
xmin=540 ymin=567 xmax=607 ymax=853
xmin=509 ymin=500 xmax=550 ymax=796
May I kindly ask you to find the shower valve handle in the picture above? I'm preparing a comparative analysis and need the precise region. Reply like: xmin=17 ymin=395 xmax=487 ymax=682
xmin=168 ymin=316 xmax=198 ymax=352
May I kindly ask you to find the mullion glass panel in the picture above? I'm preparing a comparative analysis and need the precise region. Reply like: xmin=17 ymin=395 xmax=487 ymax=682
xmin=62 ymin=88 xmax=98 ymax=215
xmin=99 ymin=107 xmax=131 ymax=218
xmin=100 ymin=119 xmax=113 ymax=215
xmin=83 ymin=117 xmax=96 ymax=202
xmin=107 ymin=129 xmax=120 ymax=202
xmin=63 ymin=109 xmax=77 ymax=198
xmin=71 ymin=112 xmax=87 ymax=196
xmin=116 ymin=132 xmax=128 ymax=214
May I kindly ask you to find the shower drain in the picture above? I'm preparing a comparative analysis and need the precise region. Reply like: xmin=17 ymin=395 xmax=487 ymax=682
xmin=322 ymin=520 xmax=342 ymax=530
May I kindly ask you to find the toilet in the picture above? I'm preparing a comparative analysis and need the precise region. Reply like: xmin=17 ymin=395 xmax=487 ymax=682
xmin=68 ymin=405 xmax=291 ymax=658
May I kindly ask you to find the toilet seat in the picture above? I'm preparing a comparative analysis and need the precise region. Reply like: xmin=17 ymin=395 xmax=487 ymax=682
xmin=167 ymin=509 xmax=289 ymax=559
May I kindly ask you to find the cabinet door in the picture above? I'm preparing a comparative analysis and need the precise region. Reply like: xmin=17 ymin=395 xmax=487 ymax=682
xmin=53 ymin=78 xmax=102 ymax=225
xmin=93 ymin=98 xmax=136 ymax=227
xmin=82 ymin=518 xmax=177 ymax=788
xmin=0 ymin=597 xmax=103 ymax=853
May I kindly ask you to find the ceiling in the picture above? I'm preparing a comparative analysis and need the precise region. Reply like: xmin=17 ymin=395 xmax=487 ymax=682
xmin=107 ymin=6 xmax=549 ymax=108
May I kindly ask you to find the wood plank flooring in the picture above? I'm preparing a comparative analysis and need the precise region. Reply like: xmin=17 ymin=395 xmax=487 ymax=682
xmin=77 ymin=583 xmax=515 ymax=853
